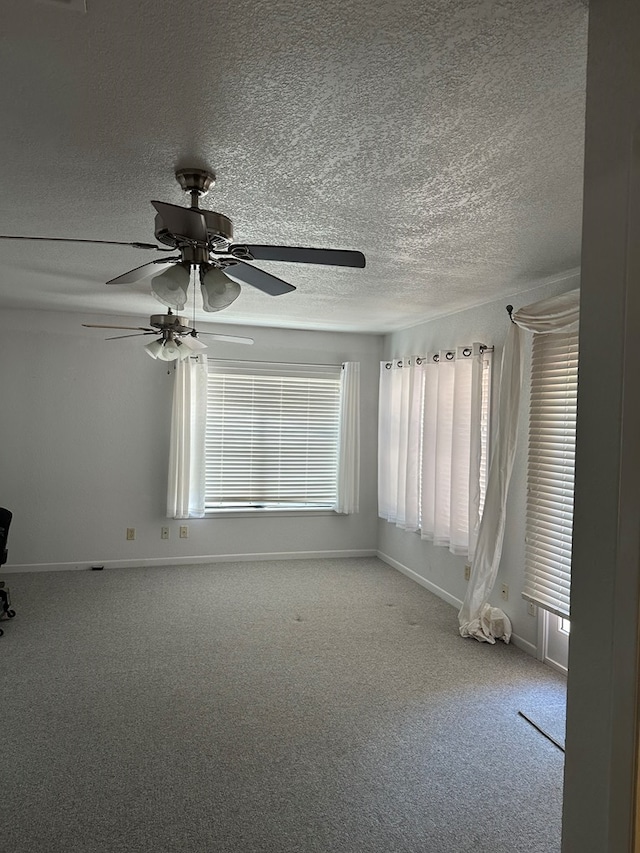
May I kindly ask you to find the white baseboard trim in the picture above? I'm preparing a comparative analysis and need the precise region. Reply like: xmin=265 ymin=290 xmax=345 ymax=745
xmin=510 ymin=633 xmax=538 ymax=657
xmin=542 ymin=655 xmax=568 ymax=676
xmin=377 ymin=550 xmax=539 ymax=659
xmin=376 ymin=551 xmax=463 ymax=610
xmin=3 ymin=549 xmax=378 ymax=574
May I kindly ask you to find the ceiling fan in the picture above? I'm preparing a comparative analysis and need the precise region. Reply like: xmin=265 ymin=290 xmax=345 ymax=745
xmin=0 ymin=167 xmax=366 ymax=313
xmin=82 ymin=310 xmax=253 ymax=362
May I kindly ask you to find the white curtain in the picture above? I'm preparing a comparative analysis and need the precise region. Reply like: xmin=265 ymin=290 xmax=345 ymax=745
xmin=378 ymin=346 xmax=486 ymax=555
xmin=333 ymin=361 xmax=361 ymax=514
xmin=458 ymin=289 xmax=580 ymax=643
xmin=378 ymin=357 xmax=424 ymax=531
xmin=420 ymin=346 xmax=484 ymax=557
xmin=167 ymin=354 xmax=208 ymax=519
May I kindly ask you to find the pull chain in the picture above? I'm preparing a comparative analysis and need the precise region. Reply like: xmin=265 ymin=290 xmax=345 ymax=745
xmin=192 ymin=264 xmax=197 ymax=331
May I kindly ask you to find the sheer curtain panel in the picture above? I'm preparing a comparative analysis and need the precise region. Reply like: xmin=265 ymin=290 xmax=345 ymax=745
xmin=167 ymin=354 xmax=208 ymax=518
xmin=459 ymin=289 xmax=580 ymax=643
xmin=333 ymin=362 xmax=361 ymax=514
xmin=420 ymin=346 xmax=486 ymax=557
xmin=378 ymin=358 xmax=424 ymax=531
xmin=378 ymin=345 xmax=489 ymax=555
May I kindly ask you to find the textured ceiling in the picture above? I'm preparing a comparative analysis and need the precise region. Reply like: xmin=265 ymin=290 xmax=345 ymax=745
xmin=0 ymin=0 xmax=587 ymax=332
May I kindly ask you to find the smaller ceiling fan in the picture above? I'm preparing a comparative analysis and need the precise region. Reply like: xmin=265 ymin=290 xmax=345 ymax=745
xmin=83 ymin=310 xmax=253 ymax=362
xmin=0 ymin=166 xmax=366 ymax=314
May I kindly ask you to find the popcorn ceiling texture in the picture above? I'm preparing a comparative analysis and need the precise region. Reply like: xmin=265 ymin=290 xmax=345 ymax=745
xmin=0 ymin=0 xmax=587 ymax=331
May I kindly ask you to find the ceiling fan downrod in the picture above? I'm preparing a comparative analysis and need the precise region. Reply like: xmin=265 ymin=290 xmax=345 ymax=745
xmin=175 ymin=168 xmax=216 ymax=209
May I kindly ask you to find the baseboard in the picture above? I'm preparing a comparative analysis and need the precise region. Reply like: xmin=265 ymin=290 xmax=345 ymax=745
xmin=376 ymin=551 xmax=463 ymax=610
xmin=510 ymin=633 xmax=538 ymax=657
xmin=377 ymin=550 xmax=539 ymax=659
xmin=541 ymin=654 xmax=568 ymax=676
xmin=2 ymin=549 xmax=378 ymax=573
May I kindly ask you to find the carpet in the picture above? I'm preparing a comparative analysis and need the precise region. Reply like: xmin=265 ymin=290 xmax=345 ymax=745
xmin=0 ymin=558 xmax=566 ymax=853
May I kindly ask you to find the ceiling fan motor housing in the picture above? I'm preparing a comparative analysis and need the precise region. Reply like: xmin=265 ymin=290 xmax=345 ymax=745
xmin=149 ymin=313 xmax=193 ymax=334
xmin=154 ymin=209 xmax=233 ymax=248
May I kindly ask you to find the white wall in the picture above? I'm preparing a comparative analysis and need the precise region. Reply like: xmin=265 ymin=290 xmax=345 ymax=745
xmin=0 ymin=308 xmax=382 ymax=569
xmin=377 ymin=273 xmax=580 ymax=651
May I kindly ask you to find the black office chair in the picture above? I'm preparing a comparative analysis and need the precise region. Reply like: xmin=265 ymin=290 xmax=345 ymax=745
xmin=0 ymin=508 xmax=16 ymax=636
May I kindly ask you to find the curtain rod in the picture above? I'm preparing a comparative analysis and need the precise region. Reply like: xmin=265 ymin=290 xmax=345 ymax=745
xmin=384 ymin=344 xmax=494 ymax=368
xmin=191 ymin=357 xmax=344 ymax=368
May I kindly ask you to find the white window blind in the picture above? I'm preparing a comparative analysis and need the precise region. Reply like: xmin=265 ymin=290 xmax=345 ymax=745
xmin=205 ymin=363 xmax=341 ymax=509
xmin=522 ymin=328 xmax=578 ymax=618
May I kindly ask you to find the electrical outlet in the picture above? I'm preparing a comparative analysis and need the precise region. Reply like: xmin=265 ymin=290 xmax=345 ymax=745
xmin=464 ymin=564 xmax=471 ymax=581
xmin=126 ymin=528 xmax=136 ymax=541
xmin=500 ymin=583 xmax=509 ymax=601
xmin=527 ymin=601 xmax=537 ymax=617
xmin=179 ymin=525 xmax=189 ymax=539
xmin=161 ymin=527 xmax=170 ymax=540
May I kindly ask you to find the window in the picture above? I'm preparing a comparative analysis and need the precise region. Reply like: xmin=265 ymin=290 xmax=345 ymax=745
xmin=522 ymin=327 xmax=578 ymax=618
xmin=205 ymin=362 xmax=342 ymax=510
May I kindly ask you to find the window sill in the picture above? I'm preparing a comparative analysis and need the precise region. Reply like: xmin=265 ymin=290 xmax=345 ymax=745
xmin=204 ymin=507 xmax=338 ymax=519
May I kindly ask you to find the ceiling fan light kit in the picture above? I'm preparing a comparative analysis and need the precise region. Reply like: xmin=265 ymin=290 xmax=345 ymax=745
xmin=145 ymin=336 xmax=198 ymax=362
xmin=156 ymin=339 xmax=183 ymax=362
xmin=200 ymin=265 xmax=242 ymax=312
xmin=144 ymin=338 xmax=165 ymax=359
xmin=178 ymin=332 xmax=208 ymax=351
xmin=149 ymin=261 xmax=190 ymax=310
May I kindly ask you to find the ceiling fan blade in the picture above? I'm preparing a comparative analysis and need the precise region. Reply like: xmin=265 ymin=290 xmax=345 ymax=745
xmin=104 ymin=332 xmax=158 ymax=340
xmin=228 ymin=244 xmax=366 ymax=268
xmin=0 ymin=235 xmax=170 ymax=251
xmin=106 ymin=259 xmax=179 ymax=285
xmin=222 ymin=260 xmax=296 ymax=296
xmin=82 ymin=324 xmax=154 ymax=331
xmin=195 ymin=332 xmax=254 ymax=345
xmin=151 ymin=201 xmax=208 ymax=244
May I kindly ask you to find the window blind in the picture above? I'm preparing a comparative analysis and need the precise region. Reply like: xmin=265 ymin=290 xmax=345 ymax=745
xmin=522 ymin=328 xmax=578 ymax=618
xmin=205 ymin=364 xmax=341 ymax=508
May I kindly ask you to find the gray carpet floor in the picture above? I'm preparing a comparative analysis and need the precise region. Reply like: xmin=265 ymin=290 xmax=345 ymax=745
xmin=0 ymin=558 xmax=566 ymax=853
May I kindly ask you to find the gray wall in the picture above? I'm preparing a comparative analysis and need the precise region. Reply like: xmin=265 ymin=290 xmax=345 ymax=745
xmin=377 ymin=273 xmax=580 ymax=651
xmin=0 ymin=308 xmax=382 ymax=569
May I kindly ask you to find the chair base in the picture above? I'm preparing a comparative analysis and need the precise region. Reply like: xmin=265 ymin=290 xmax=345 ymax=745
xmin=0 ymin=583 xmax=16 ymax=636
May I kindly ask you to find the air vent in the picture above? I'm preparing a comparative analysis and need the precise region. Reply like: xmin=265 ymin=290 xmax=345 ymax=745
xmin=36 ymin=0 xmax=87 ymax=12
